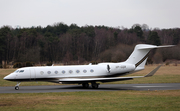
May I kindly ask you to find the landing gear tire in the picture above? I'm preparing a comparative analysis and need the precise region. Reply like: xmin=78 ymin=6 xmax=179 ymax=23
xmin=15 ymin=82 xmax=21 ymax=90
xmin=82 ymin=83 xmax=89 ymax=88
xmin=15 ymin=86 xmax=19 ymax=90
xmin=91 ymin=83 xmax=99 ymax=89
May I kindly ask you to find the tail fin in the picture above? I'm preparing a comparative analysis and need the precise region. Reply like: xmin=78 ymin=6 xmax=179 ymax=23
xmin=125 ymin=44 xmax=174 ymax=69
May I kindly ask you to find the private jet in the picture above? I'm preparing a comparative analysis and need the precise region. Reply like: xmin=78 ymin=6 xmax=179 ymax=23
xmin=4 ymin=44 xmax=174 ymax=90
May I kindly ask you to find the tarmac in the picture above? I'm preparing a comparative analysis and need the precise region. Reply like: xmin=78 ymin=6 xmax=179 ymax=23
xmin=0 ymin=83 xmax=180 ymax=93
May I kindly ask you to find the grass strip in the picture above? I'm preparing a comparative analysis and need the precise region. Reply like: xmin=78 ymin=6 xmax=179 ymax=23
xmin=0 ymin=90 xmax=180 ymax=111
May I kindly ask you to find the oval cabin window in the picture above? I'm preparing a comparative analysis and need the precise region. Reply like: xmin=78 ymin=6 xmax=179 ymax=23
xmin=40 ymin=71 xmax=44 ymax=75
xmin=69 ymin=70 xmax=73 ymax=74
xmin=90 ymin=69 xmax=94 ymax=73
xmin=55 ymin=71 xmax=58 ymax=74
xmin=83 ymin=70 xmax=87 ymax=73
xmin=47 ymin=71 xmax=51 ymax=74
xmin=76 ymin=70 xmax=80 ymax=73
xmin=62 ymin=70 xmax=65 ymax=74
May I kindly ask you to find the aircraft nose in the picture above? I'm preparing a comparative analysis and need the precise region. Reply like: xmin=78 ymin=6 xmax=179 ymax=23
xmin=4 ymin=75 xmax=9 ymax=80
xmin=4 ymin=74 xmax=14 ymax=80
xmin=3 ymin=76 xmax=7 ymax=80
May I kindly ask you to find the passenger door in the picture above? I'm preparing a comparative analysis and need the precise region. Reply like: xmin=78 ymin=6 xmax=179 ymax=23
xmin=30 ymin=68 xmax=36 ymax=80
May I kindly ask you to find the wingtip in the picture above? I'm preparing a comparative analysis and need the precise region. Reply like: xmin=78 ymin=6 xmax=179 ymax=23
xmin=144 ymin=65 xmax=162 ymax=77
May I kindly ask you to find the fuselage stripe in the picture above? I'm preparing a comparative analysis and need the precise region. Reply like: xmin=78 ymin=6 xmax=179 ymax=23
xmin=135 ymin=51 xmax=150 ymax=67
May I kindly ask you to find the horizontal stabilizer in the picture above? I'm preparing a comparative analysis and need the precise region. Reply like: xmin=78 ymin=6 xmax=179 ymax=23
xmin=138 ymin=45 xmax=175 ymax=50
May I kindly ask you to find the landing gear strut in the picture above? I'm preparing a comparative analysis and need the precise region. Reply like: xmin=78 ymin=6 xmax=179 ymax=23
xmin=15 ymin=82 xmax=21 ymax=90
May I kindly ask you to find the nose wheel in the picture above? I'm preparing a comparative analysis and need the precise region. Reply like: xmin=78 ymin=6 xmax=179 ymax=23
xmin=15 ymin=86 xmax=19 ymax=90
xmin=15 ymin=82 xmax=21 ymax=90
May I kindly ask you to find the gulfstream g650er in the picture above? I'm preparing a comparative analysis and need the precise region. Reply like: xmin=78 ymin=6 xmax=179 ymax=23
xmin=4 ymin=44 xmax=174 ymax=90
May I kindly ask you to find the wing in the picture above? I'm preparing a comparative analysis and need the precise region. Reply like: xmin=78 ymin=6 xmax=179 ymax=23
xmin=59 ymin=65 xmax=162 ymax=83
xmin=60 ymin=76 xmax=143 ymax=83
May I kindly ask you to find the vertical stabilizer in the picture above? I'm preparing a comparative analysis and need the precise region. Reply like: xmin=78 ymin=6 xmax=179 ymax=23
xmin=125 ymin=44 xmax=174 ymax=68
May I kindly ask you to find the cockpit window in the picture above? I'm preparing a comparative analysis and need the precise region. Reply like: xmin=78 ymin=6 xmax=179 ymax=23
xmin=19 ymin=70 xmax=24 ymax=73
xmin=14 ymin=70 xmax=19 ymax=73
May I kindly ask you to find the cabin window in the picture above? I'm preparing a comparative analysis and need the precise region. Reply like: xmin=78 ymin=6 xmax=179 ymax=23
xmin=47 ymin=71 xmax=51 ymax=74
xmin=40 ymin=71 xmax=44 ymax=75
xmin=76 ymin=70 xmax=80 ymax=73
xmin=69 ymin=70 xmax=73 ymax=74
xmin=19 ymin=70 xmax=24 ymax=73
xmin=83 ymin=70 xmax=87 ymax=73
xmin=55 ymin=71 xmax=58 ymax=74
xmin=90 ymin=69 xmax=94 ymax=73
xmin=62 ymin=70 xmax=65 ymax=74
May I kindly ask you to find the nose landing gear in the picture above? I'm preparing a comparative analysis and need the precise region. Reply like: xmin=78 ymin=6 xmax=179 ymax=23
xmin=15 ymin=82 xmax=21 ymax=90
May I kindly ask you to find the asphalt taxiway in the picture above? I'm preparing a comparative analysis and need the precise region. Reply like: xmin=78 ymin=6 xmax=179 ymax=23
xmin=0 ymin=83 xmax=180 ymax=93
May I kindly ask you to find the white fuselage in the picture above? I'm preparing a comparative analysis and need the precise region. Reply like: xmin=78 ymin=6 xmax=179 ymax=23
xmin=4 ymin=62 xmax=136 ymax=83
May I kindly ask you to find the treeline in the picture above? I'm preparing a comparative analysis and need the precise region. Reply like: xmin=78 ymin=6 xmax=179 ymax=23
xmin=0 ymin=23 xmax=180 ymax=67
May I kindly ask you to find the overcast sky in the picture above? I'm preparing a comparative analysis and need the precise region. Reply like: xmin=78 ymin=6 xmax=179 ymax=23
xmin=1 ymin=0 xmax=180 ymax=29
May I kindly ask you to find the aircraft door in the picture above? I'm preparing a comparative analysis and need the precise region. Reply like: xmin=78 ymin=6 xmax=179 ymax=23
xmin=15 ymin=73 xmax=18 ymax=79
xmin=30 ymin=68 xmax=36 ymax=80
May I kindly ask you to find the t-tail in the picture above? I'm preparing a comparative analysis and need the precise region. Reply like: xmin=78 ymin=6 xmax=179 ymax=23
xmin=125 ymin=44 xmax=174 ymax=71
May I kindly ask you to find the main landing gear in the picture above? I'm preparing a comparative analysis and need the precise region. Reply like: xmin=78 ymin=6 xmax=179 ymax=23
xmin=82 ymin=82 xmax=99 ymax=89
xmin=15 ymin=82 xmax=21 ymax=90
xmin=91 ymin=82 xmax=99 ymax=89
xmin=82 ymin=83 xmax=89 ymax=88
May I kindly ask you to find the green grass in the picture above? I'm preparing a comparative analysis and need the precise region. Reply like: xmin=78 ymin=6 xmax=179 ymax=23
xmin=0 ymin=90 xmax=180 ymax=111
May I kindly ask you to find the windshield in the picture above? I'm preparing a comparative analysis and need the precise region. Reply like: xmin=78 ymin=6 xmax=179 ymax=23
xmin=14 ymin=70 xmax=19 ymax=73
xmin=14 ymin=70 xmax=24 ymax=73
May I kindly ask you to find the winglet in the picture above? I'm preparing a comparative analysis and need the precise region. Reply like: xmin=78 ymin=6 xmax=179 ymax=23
xmin=144 ymin=65 xmax=162 ymax=77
